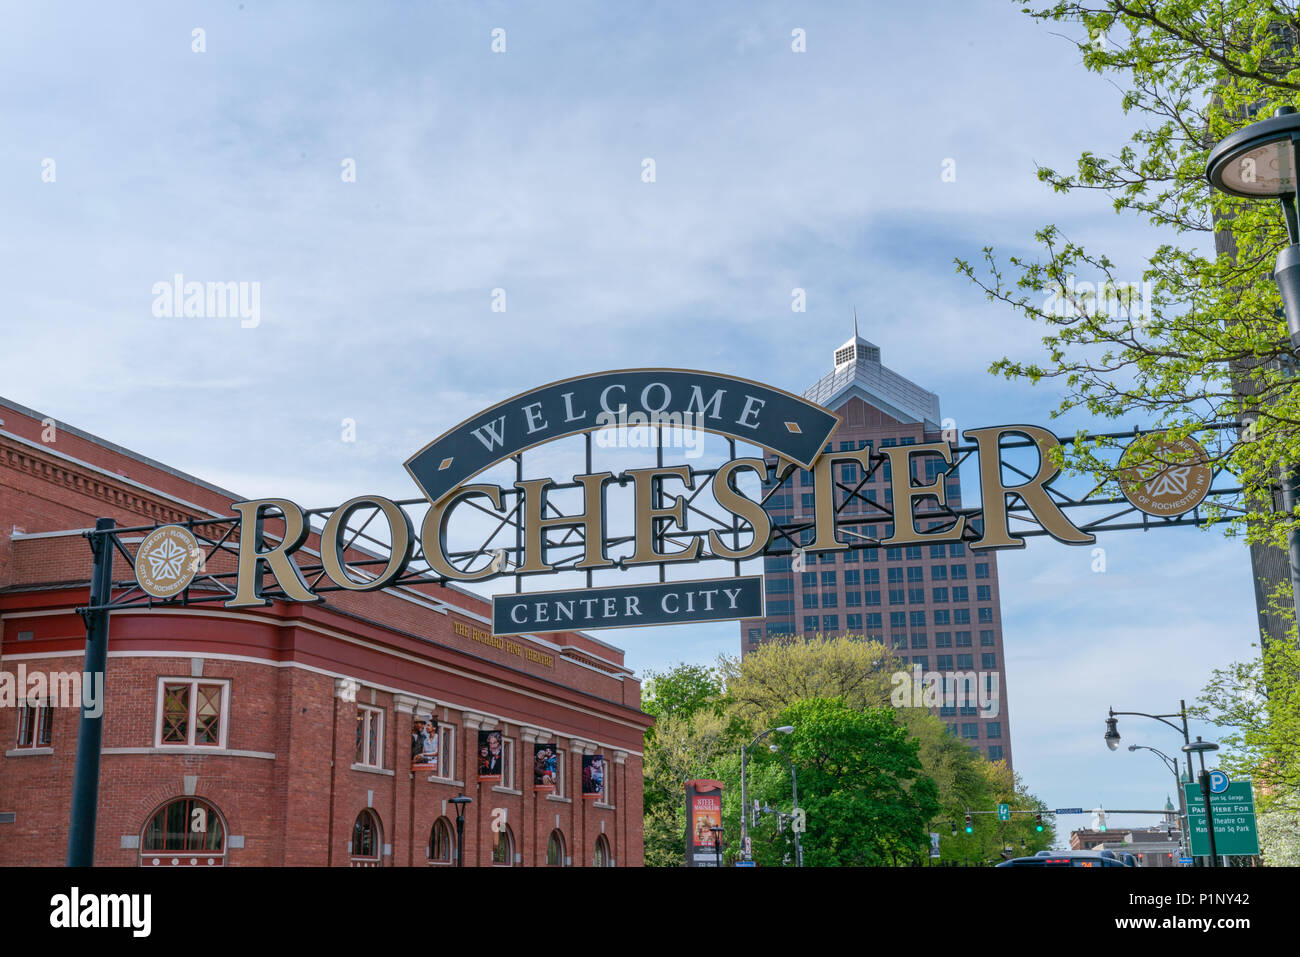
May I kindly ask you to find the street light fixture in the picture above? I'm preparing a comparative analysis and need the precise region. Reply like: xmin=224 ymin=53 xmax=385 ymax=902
xmin=1206 ymin=106 xmax=1300 ymax=624
xmin=1103 ymin=704 xmax=1193 ymax=784
xmin=740 ymin=725 xmax=794 ymax=862
xmin=767 ymin=739 xmax=804 ymax=868
xmin=708 ymin=825 xmax=724 ymax=868
xmin=1182 ymin=737 xmax=1222 ymax=868
xmin=1104 ymin=716 xmax=1121 ymax=751
xmin=1207 ymin=107 xmax=1300 ymax=344
xmin=449 ymin=794 xmax=473 ymax=867
xmin=1127 ymin=743 xmax=1191 ymax=857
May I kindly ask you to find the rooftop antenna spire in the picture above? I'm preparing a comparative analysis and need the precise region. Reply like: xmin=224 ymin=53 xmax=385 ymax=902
xmin=853 ymin=307 xmax=859 ymax=339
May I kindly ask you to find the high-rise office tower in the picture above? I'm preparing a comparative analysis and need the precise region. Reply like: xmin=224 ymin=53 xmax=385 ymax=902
xmin=739 ymin=326 xmax=1013 ymax=766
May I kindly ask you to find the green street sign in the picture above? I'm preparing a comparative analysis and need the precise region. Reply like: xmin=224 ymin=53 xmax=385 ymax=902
xmin=997 ymin=803 xmax=1010 ymax=821
xmin=1183 ymin=781 xmax=1259 ymax=857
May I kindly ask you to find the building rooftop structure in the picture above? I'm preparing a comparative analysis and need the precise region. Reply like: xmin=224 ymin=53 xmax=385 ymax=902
xmin=802 ymin=318 xmax=941 ymax=431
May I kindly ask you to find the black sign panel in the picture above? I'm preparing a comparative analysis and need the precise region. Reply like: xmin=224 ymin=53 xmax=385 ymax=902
xmin=492 ymin=576 xmax=763 ymax=636
xmin=405 ymin=369 xmax=839 ymax=505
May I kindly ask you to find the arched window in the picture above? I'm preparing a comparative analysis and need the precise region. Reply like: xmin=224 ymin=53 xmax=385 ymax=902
xmin=351 ymin=810 xmax=382 ymax=867
xmin=546 ymin=829 xmax=565 ymax=866
xmin=593 ymin=834 xmax=612 ymax=867
xmin=491 ymin=825 xmax=514 ymax=867
xmin=140 ymin=797 xmax=226 ymax=867
xmin=429 ymin=817 xmax=454 ymax=865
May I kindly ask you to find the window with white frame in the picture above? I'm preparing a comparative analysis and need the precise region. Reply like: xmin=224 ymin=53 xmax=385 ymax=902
xmin=156 ymin=679 xmax=229 ymax=748
xmin=15 ymin=703 xmax=53 ymax=749
xmin=596 ymin=758 xmax=613 ymax=806
xmin=355 ymin=705 xmax=384 ymax=768
xmin=429 ymin=724 xmax=455 ymax=779
xmin=498 ymin=737 xmax=515 ymax=789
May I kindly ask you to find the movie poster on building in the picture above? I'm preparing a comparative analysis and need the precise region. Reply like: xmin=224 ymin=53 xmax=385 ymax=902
xmin=581 ymin=753 xmax=605 ymax=799
xmin=477 ymin=729 xmax=503 ymax=781
xmin=411 ymin=715 xmax=439 ymax=774
xmin=533 ymin=743 xmax=558 ymax=792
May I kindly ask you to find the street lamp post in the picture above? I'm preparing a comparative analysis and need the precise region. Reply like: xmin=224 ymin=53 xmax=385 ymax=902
xmin=1127 ymin=744 xmax=1190 ymax=855
xmin=708 ymin=825 xmax=724 ymax=868
xmin=1206 ymin=105 xmax=1300 ymax=626
xmin=1104 ymin=701 xmax=1195 ymax=787
xmin=769 ymin=741 xmax=803 ymax=868
xmin=1183 ymin=737 xmax=1222 ymax=868
xmin=449 ymin=794 xmax=473 ymax=867
xmin=740 ymin=725 xmax=793 ymax=862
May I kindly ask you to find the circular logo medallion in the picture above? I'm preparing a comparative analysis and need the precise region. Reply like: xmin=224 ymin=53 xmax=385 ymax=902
xmin=135 ymin=525 xmax=200 ymax=598
xmin=1119 ymin=433 xmax=1212 ymax=517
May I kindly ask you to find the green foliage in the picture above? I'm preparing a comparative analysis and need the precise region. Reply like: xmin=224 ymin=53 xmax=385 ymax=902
xmin=957 ymin=1 xmax=1300 ymax=553
xmin=642 ymin=662 xmax=725 ymax=729
xmin=775 ymin=698 xmax=939 ymax=866
xmin=955 ymin=0 xmax=1300 ymax=864
xmin=1191 ymin=584 xmax=1300 ymax=864
xmin=639 ymin=642 xmax=1055 ymax=865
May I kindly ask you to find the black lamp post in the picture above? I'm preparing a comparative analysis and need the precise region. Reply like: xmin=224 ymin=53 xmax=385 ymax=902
xmin=450 ymin=794 xmax=473 ymax=867
xmin=1104 ymin=703 xmax=1194 ymax=784
xmin=1183 ymin=737 xmax=1222 ymax=867
xmin=1207 ymin=106 xmax=1300 ymax=626
xmin=708 ymin=825 xmax=724 ymax=868
xmin=1128 ymin=743 xmax=1190 ymax=856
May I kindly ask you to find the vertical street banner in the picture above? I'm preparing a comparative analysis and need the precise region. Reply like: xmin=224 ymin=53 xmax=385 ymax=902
xmin=410 ymin=715 xmax=439 ymax=774
xmin=478 ymin=729 xmax=503 ymax=782
xmin=684 ymin=779 xmax=724 ymax=866
xmin=533 ymin=743 xmax=558 ymax=792
xmin=581 ymin=754 xmax=605 ymax=799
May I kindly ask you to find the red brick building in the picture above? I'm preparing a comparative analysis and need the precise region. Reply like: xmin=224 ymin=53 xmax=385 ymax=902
xmin=0 ymin=396 xmax=650 ymax=866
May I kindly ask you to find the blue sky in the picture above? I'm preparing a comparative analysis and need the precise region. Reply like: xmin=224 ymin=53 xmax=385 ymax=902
xmin=1 ymin=1 xmax=1257 ymax=840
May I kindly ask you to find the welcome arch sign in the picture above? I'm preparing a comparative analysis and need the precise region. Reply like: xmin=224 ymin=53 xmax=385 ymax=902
xmin=102 ymin=368 xmax=1238 ymax=637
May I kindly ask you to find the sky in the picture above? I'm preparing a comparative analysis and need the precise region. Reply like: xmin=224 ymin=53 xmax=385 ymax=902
xmin=0 ymin=1 xmax=1260 ymax=842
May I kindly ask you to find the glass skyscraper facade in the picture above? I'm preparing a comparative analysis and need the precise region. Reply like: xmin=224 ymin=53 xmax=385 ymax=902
xmin=739 ymin=330 xmax=1013 ymax=767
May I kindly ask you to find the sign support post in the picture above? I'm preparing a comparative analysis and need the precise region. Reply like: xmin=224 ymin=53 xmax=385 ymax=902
xmin=66 ymin=517 xmax=115 ymax=867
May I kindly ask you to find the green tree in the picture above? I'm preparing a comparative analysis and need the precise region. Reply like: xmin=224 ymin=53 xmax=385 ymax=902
xmin=956 ymin=0 xmax=1300 ymax=861
xmin=958 ymin=2 xmax=1300 ymax=550
xmin=642 ymin=661 xmax=724 ymax=727
xmin=639 ymin=662 xmax=743 ymax=866
xmin=718 ymin=633 xmax=900 ymax=723
xmin=767 ymin=698 xmax=941 ymax=866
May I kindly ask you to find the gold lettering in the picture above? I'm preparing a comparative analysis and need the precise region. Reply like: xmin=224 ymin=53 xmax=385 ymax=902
xmin=879 ymin=442 xmax=966 ymax=546
xmin=806 ymin=448 xmax=874 ymax=551
xmin=515 ymin=472 xmax=615 ymax=573
xmin=625 ymin=465 xmax=702 ymax=565
xmin=227 ymin=499 xmax=318 ymax=608
xmin=706 ymin=457 xmax=772 ymax=560
xmin=320 ymin=495 xmax=414 ymax=590
xmin=963 ymin=425 xmax=1094 ymax=549
xmin=421 ymin=484 xmax=504 ymax=581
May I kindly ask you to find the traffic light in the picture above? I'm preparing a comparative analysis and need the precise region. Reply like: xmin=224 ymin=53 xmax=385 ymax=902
xmin=964 ymin=813 xmax=973 ymax=834
xmin=1035 ymin=813 xmax=1044 ymax=832
xmin=950 ymin=821 xmax=958 ymax=837
xmin=1098 ymin=810 xmax=1108 ymax=832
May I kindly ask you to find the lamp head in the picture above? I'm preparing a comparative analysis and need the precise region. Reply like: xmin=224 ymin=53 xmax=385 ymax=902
xmin=1104 ymin=715 xmax=1121 ymax=751
xmin=1206 ymin=106 xmax=1300 ymax=200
